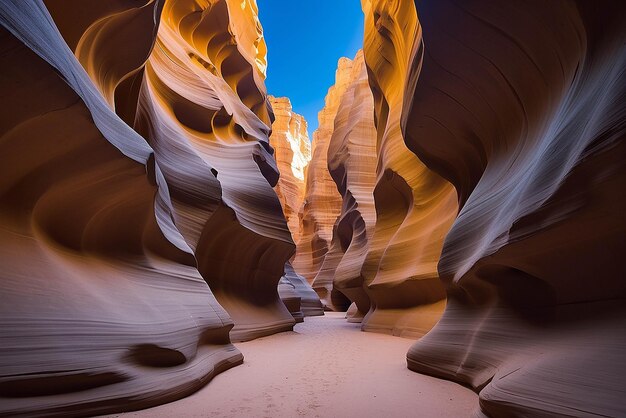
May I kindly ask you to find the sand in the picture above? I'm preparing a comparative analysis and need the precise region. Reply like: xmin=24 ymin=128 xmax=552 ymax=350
xmin=104 ymin=313 xmax=477 ymax=418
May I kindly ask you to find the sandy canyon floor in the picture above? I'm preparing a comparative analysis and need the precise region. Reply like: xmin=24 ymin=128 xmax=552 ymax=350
xmin=104 ymin=313 xmax=476 ymax=418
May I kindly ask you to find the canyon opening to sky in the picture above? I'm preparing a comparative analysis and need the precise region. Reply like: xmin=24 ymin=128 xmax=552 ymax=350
xmin=0 ymin=1 xmax=624 ymax=418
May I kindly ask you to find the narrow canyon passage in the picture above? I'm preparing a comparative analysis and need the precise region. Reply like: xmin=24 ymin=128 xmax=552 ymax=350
xmin=1 ymin=0 xmax=624 ymax=417
xmin=106 ymin=313 xmax=476 ymax=418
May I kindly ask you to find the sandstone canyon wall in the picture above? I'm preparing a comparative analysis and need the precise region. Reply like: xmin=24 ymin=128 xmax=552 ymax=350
xmin=321 ymin=50 xmax=377 ymax=321
xmin=292 ymin=58 xmax=351 ymax=297
xmin=269 ymin=96 xmax=324 ymax=316
xmin=297 ymin=29 xmax=457 ymax=338
xmin=0 ymin=0 xmax=299 ymax=414
xmin=308 ymin=55 xmax=363 ymax=311
xmin=393 ymin=0 xmax=625 ymax=416
xmin=269 ymin=96 xmax=311 ymax=244
xmin=132 ymin=0 xmax=296 ymax=342
xmin=358 ymin=0 xmax=458 ymax=337
xmin=2 ymin=0 xmax=624 ymax=416
xmin=0 ymin=1 xmax=242 ymax=415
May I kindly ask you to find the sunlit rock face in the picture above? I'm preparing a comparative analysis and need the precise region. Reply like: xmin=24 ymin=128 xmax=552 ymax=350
xmin=360 ymin=0 xmax=458 ymax=337
xmin=402 ymin=0 xmax=626 ymax=416
xmin=134 ymin=0 xmax=296 ymax=342
xmin=269 ymin=96 xmax=311 ymax=242
xmin=292 ymin=58 xmax=352 ymax=293
xmin=268 ymin=96 xmax=324 ymax=316
xmin=315 ymin=50 xmax=377 ymax=321
xmin=0 ymin=1 xmax=242 ymax=415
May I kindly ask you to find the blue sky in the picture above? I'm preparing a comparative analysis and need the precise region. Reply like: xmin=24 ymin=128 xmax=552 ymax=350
xmin=257 ymin=0 xmax=364 ymax=140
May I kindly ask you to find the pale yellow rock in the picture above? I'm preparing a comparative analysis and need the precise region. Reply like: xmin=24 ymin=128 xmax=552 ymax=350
xmin=268 ymin=96 xmax=323 ymax=316
xmin=269 ymin=96 xmax=311 ymax=244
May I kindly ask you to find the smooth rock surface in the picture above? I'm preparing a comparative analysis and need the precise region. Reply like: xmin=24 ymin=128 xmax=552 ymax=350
xmin=269 ymin=96 xmax=311 ymax=245
xmin=359 ymin=0 xmax=458 ymax=337
xmin=0 ymin=1 xmax=241 ymax=415
xmin=402 ymin=0 xmax=626 ymax=416
xmin=268 ymin=96 xmax=323 ymax=316
xmin=134 ymin=0 xmax=296 ymax=342
xmin=292 ymin=58 xmax=352 ymax=294
xmin=324 ymin=50 xmax=377 ymax=321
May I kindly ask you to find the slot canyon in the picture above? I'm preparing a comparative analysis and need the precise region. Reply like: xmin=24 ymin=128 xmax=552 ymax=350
xmin=0 ymin=0 xmax=624 ymax=417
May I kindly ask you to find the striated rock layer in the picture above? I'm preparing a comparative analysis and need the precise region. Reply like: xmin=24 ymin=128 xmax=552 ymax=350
xmin=323 ymin=50 xmax=377 ymax=322
xmin=293 ymin=58 xmax=352 ymax=296
xmin=268 ymin=96 xmax=323 ymax=316
xmin=0 ymin=1 xmax=242 ymax=415
xmin=282 ymin=260 xmax=324 ymax=316
xmin=400 ymin=0 xmax=626 ymax=416
xmin=359 ymin=0 xmax=458 ymax=337
xmin=269 ymin=96 xmax=311 ymax=244
xmin=134 ymin=0 xmax=296 ymax=342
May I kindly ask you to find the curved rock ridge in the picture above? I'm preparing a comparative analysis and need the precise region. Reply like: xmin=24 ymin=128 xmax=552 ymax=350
xmin=283 ymin=261 xmax=324 ymax=316
xmin=44 ymin=0 xmax=164 ymax=126
xmin=134 ymin=0 xmax=296 ymax=342
xmin=312 ymin=50 xmax=377 ymax=318
xmin=0 ymin=1 xmax=242 ymax=415
xmin=400 ymin=0 xmax=626 ymax=416
xmin=360 ymin=0 xmax=458 ymax=337
xmin=277 ymin=275 xmax=304 ymax=323
xmin=293 ymin=57 xmax=353 ymax=299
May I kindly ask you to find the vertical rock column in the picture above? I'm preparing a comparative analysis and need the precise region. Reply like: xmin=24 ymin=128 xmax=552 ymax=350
xmin=360 ymin=0 xmax=458 ymax=337
xmin=269 ymin=96 xmax=311 ymax=243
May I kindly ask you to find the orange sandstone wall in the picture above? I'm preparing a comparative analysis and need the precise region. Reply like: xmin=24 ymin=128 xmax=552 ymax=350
xmin=359 ymin=0 xmax=458 ymax=337
xmin=269 ymin=96 xmax=311 ymax=245
xmin=292 ymin=58 xmax=352 ymax=288
xmin=399 ymin=0 xmax=626 ymax=416
xmin=324 ymin=50 xmax=378 ymax=321
xmin=0 ymin=0 xmax=308 ymax=414
xmin=268 ymin=96 xmax=324 ymax=316
xmin=0 ymin=1 xmax=241 ymax=415
xmin=134 ymin=0 xmax=296 ymax=342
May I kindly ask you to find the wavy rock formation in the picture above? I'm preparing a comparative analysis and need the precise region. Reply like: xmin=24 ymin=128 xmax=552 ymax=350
xmin=360 ymin=0 xmax=458 ymax=337
xmin=0 ymin=1 xmax=242 ymax=415
xmin=283 ymin=261 xmax=324 ymax=316
xmin=134 ymin=0 xmax=296 ymax=342
xmin=268 ymin=97 xmax=324 ymax=316
xmin=277 ymin=275 xmax=304 ymax=323
xmin=44 ymin=0 xmax=163 ymax=126
xmin=401 ymin=0 xmax=626 ymax=416
xmin=292 ymin=58 xmax=352 ymax=292
xmin=319 ymin=50 xmax=377 ymax=321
